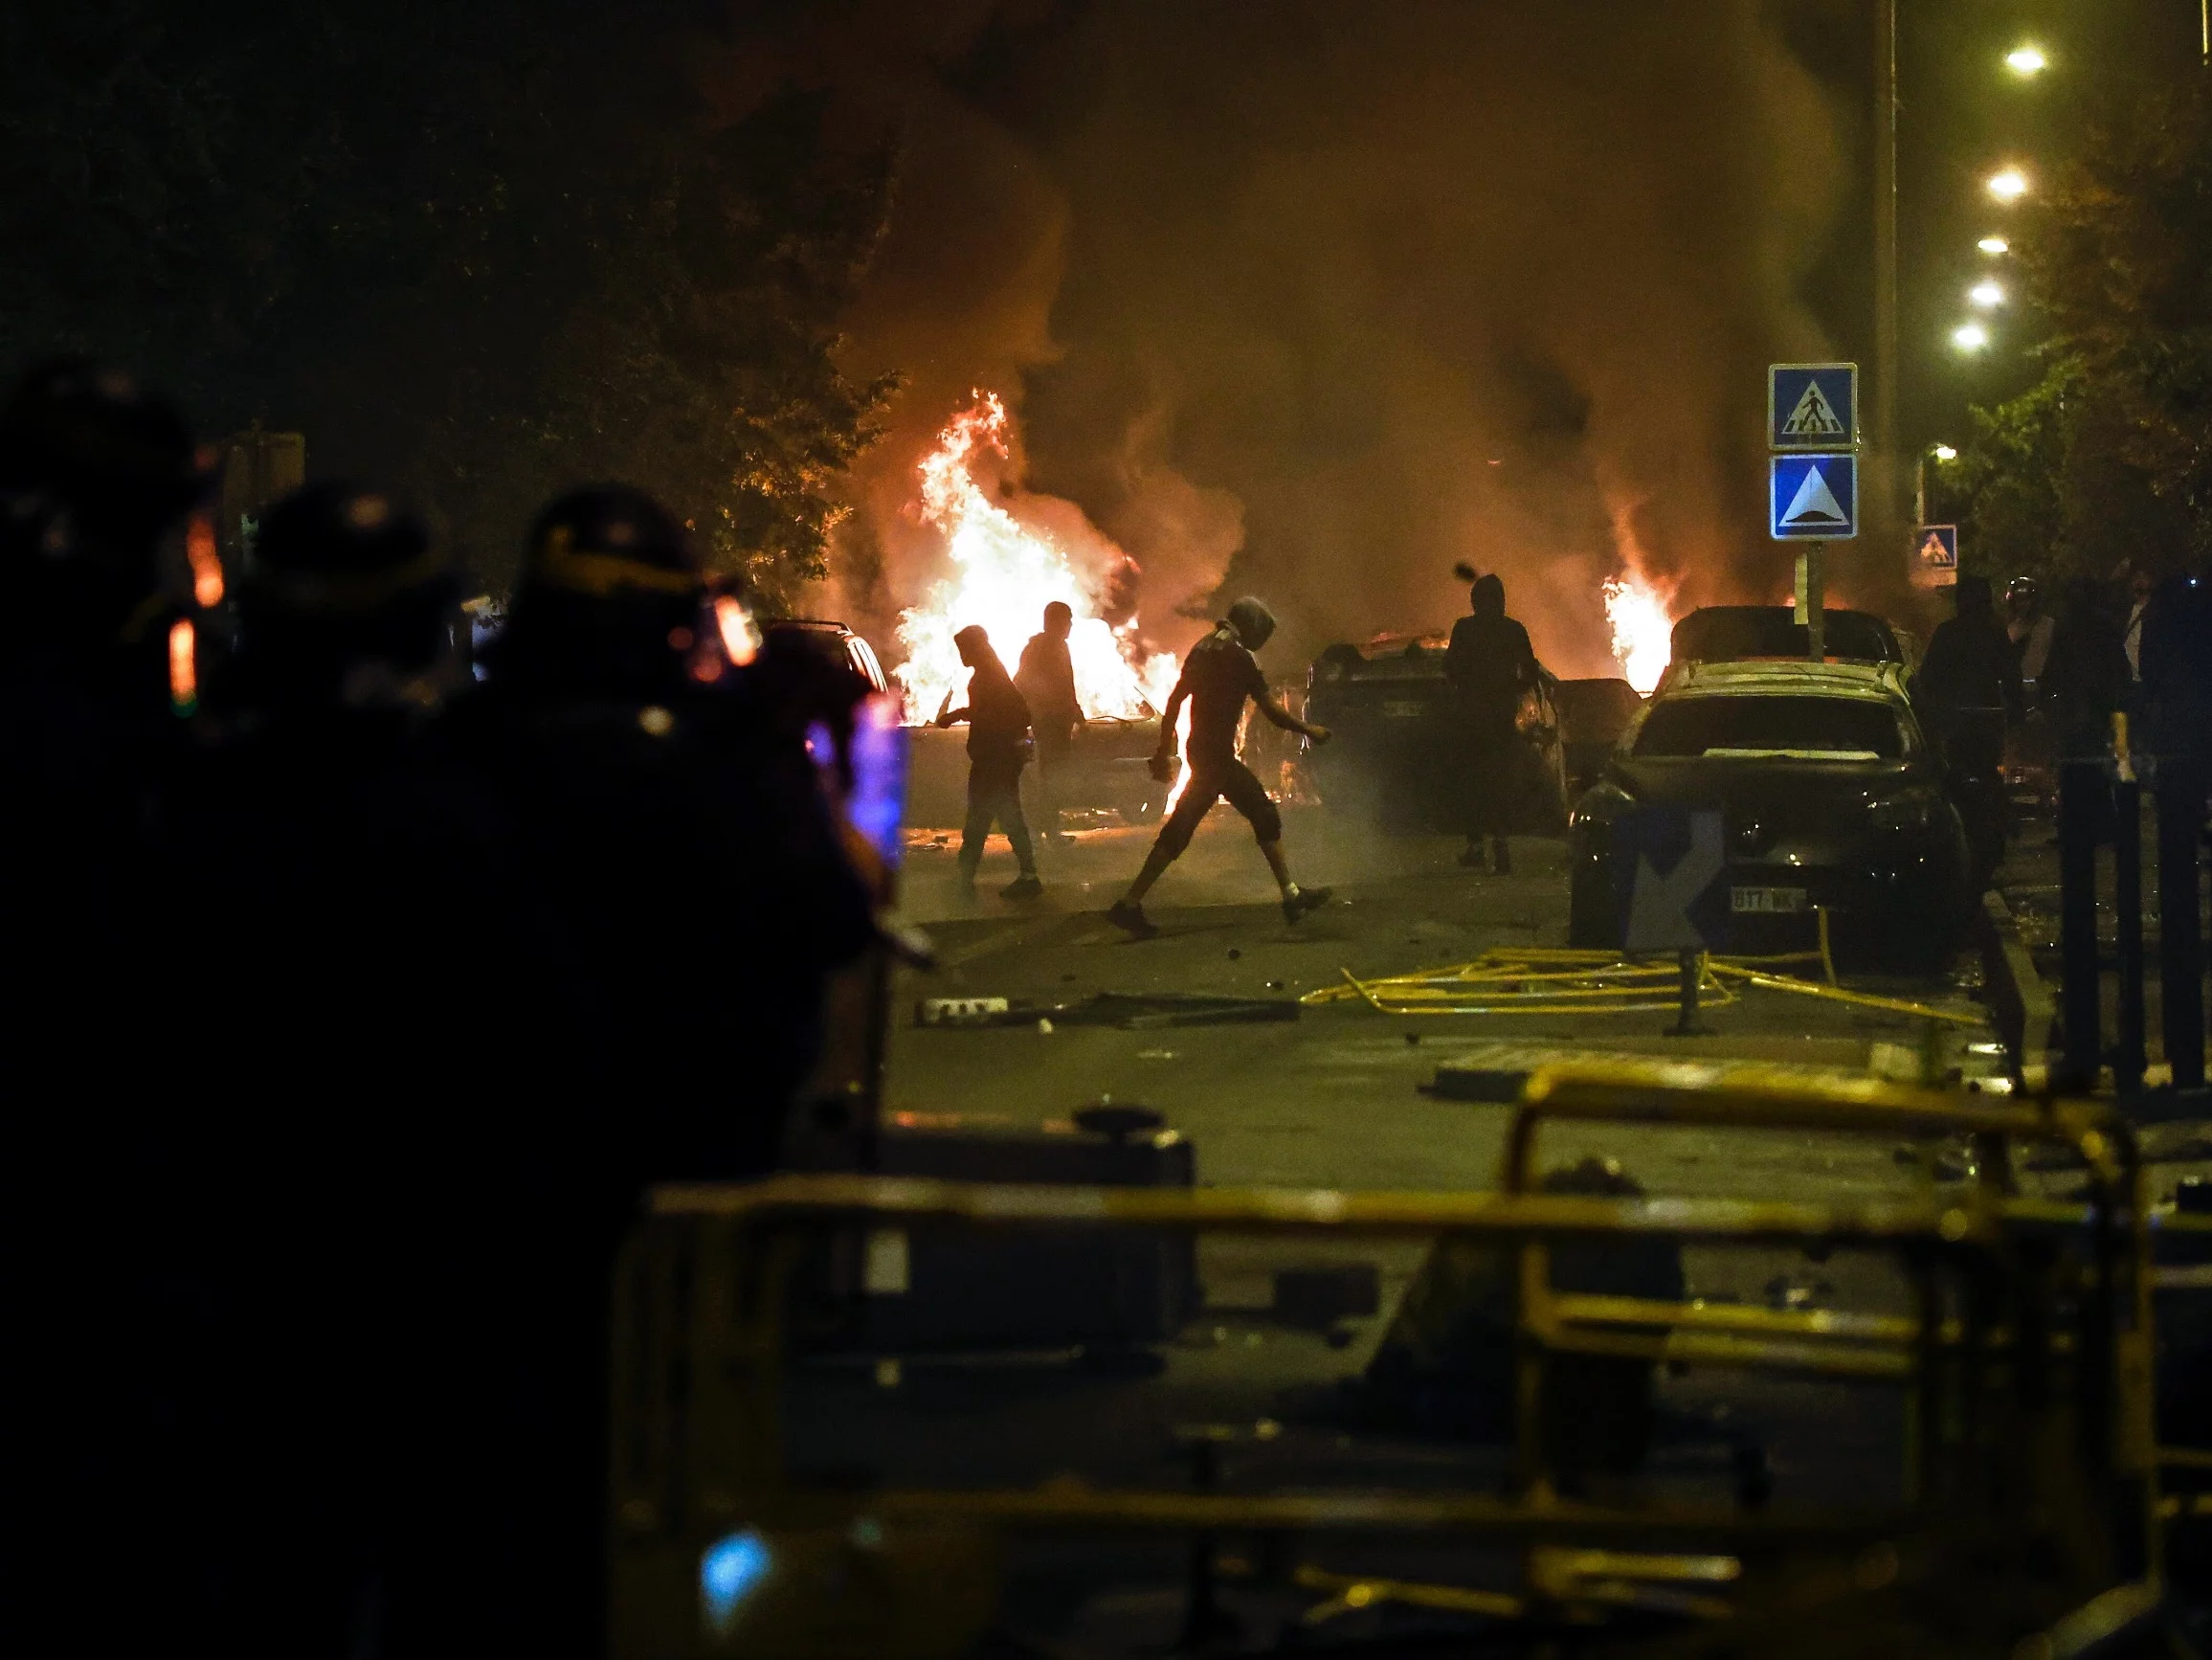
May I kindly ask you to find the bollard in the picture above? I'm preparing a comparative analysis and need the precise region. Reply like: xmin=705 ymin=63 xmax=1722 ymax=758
xmin=2157 ymin=755 xmax=2207 ymax=1091
xmin=2057 ymin=758 xmax=2105 ymax=1090
xmin=2112 ymin=773 xmax=2146 ymax=1097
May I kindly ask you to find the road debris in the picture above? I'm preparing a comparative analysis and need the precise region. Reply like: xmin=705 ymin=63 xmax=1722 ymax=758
xmin=916 ymin=990 xmax=1300 ymax=1029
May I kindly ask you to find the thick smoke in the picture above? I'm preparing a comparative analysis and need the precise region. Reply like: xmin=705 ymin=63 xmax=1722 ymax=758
xmin=728 ymin=0 xmax=1844 ymax=676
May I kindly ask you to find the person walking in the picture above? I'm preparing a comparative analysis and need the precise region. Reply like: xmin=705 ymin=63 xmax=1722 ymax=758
xmin=939 ymin=623 xmax=1041 ymax=898
xmin=1445 ymin=572 xmax=1540 ymax=873
xmin=1105 ymin=596 xmax=1331 ymax=938
xmin=1016 ymin=599 xmax=1085 ymax=841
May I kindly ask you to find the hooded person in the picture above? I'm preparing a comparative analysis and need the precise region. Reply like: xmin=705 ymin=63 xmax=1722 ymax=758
xmin=1106 ymin=596 xmax=1333 ymax=938
xmin=1445 ymin=572 xmax=1540 ymax=872
xmin=936 ymin=622 xmax=1041 ymax=897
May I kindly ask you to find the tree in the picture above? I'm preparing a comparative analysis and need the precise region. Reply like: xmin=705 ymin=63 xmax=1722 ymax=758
xmin=0 ymin=1 xmax=896 ymax=599
xmin=1954 ymin=77 xmax=2212 ymax=584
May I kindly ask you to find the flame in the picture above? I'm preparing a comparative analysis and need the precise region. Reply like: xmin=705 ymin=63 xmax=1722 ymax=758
xmin=1602 ymin=575 xmax=1672 ymax=695
xmin=896 ymin=393 xmax=1177 ymax=723
xmin=186 ymin=512 xmax=223 ymax=608
xmin=168 ymin=617 xmax=197 ymax=712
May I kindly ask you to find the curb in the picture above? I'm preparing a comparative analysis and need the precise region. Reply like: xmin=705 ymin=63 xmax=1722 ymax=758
xmin=1977 ymin=888 xmax=2054 ymax=1091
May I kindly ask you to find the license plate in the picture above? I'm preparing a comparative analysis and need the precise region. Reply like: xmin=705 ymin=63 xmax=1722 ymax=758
xmin=1382 ymin=700 xmax=1425 ymax=718
xmin=1732 ymin=886 xmax=1808 ymax=914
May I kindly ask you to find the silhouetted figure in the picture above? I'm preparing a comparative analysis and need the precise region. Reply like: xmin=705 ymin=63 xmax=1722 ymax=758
xmin=1106 ymin=597 xmax=1332 ymax=937
xmin=1914 ymin=573 xmax=2022 ymax=758
xmin=937 ymin=623 xmax=1041 ymax=898
xmin=2040 ymin=577 xmax=2132 ymax=759
xmin=1445 ymin=573 xmax=1539 ymax=872
xmin=1016 ymin=599 xmax=1085 ymax=840
xmin=2141 ymin=569 xmax=2212 ymax=772
xmin=1 ymin=361 xmax=220 ymax=1660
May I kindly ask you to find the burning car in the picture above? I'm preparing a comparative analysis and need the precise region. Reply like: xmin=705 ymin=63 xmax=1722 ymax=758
xmin=1304 ymin=632 xmax=1569 ymax=833
xmin=1566 ymin=659 xmax=1971 ymax=967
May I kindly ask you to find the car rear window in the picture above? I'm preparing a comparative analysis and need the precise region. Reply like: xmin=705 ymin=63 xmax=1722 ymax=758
xmin=1633 ymin=696 xmax=1904 ymax=760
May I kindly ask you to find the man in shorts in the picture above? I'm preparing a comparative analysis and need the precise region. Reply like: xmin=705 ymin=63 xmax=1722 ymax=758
xmin=1106 ymin=596 xmax=1331 ymax=938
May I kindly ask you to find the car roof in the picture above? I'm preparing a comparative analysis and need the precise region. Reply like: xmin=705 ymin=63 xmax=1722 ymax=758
xmin=1661 ymin=659 xmax=1910 ymax=703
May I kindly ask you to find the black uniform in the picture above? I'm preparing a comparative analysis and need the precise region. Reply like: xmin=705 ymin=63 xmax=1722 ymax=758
xmin=1444 ymin=607 xmax=1538 ymax=840
xmin=1154 ymin=624 xmax=1284 ymax=856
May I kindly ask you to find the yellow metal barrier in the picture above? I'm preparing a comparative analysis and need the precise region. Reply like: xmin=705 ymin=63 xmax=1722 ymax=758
xmin=612 ymin=1154 xmax=2179 ymax=1659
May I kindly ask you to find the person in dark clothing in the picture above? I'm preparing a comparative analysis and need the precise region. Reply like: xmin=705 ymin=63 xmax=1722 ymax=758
xmin=0 ymin=361 xmax=224 ymax=1660
xmin=938 ymin=622 xmax=1041 ymax=897
xmin=1913 ymin=573 xmax=2022 ymax=765
xmin=159 ymin=479 xmax=607 ymax=1660
xmin=2039 ymin=577 xmax=2133 ymax=759
xmin=1016 ymin=599 xmax=1085 ymax=841
xmin=2140 ymin=570 xmax=2212 ymax=773
xmin=1106 ymin=596 xmax=1332 ymax=937
xmin=444 ymin=485 xmax=874 ymax=1659
xmin=1445 ymin=573 xmax=1540 ymax=873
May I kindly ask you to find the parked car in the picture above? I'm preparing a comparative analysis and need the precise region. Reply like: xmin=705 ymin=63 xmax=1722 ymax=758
xmin=1566 ymin=659 xmax=1971 ymax=968
xmin=1656 ymin=606 xmax=1910 ymax=694
xmin=1305 ymin=632 xmax=1568 ymax=833
xmin=764 ymin=617 xmax=890 ymax=693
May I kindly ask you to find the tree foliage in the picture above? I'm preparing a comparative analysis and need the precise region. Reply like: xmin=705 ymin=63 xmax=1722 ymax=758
xmin=1951 ymin=79 xmax=2212 ymax=584
xmin=0 ymin=1 xmax=896 ymax=598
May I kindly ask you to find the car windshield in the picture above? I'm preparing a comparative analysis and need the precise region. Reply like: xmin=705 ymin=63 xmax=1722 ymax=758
xmin=1633 ymin=695 xmax=1904 ymax=760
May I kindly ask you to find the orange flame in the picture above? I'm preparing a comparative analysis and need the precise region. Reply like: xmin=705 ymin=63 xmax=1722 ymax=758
xmin=896 ymin=393 xmax=1176 ymax=724
xmin=168 ymin=617 xmax=197 ymax=712
xmin=1601 ymin=575 xmax=1672 ymax=695
xmin=186 ymin=512 xmax=223 ymax=608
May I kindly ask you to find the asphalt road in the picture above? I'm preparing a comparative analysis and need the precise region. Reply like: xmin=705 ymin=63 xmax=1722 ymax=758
xmin=884 ymin=804 xmax=2002 ymax=1196
xmin=769 ymin=801 xmax=2209 ymax=1652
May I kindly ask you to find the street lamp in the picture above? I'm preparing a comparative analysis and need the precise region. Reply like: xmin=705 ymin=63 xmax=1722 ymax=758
xmin=1917 ymin=443 xmax=1957 ymax=522
xmin=2005 ymin=44 xmax=2048 ymax=77
xmin=1953 ymin=322 xmax=1991 ymax=351
xmin=1987 ymin=167 xmax=2030 ymax=202
xmin=1977 ymin=236 xmax=2010 ymax=255
xmin=1969 ymin=279 xmax=2005 ymax=308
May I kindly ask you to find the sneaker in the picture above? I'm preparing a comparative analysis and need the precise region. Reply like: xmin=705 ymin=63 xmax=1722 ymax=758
xmin=1106 ymin=898 xmax=1158 ymax=939
xmin=1283 ymin=885 xmax=1333 ymax=923
xmin=1000 ymin=874 xmax=1043 ymax=900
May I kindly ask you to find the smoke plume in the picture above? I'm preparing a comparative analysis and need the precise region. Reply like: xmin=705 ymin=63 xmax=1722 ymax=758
xmin=725 ymin=0 xmax=1845 ymax=676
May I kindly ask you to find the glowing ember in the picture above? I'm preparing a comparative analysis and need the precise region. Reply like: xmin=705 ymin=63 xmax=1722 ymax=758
xmin=896 ymin=393 xmax=1176 ymax=723
xmin=1602 ymin=575 xmax=1672 ymax=695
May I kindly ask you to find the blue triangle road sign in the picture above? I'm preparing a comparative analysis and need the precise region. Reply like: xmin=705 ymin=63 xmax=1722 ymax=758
xmin=1770 ymin=453 xmax=1857 ymax=540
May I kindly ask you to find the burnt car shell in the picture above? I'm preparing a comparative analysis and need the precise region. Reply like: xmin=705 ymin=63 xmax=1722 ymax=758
xmin=1567 ymin=661 xmax=1970 ymax=967
xmin=1306 ymin=632 xmax=1566 ymax=832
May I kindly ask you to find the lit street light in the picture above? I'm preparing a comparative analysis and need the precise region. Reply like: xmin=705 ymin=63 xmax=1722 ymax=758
xmin=1953 ymin=322 xmax=1991 ymax=351
xmin=2005 ymin=44 xmax=2048 ymax=77
xmin=1969 ymin=279 xmax=2004 ymax=309
xmin=1933 ymin=443 xmax=1957 ymax=461
xmin=1977 ymin=236 xmax=2010 ymax=255
xmin=1987 ymin=168 xmax=2030 ymax=202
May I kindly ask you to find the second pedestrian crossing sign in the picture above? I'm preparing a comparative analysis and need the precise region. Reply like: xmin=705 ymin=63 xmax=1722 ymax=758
xmin=1770 ymin=453 xmax=1857 ymax=540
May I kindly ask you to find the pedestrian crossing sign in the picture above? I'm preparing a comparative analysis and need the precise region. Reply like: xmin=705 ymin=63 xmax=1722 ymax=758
xmin=1769 ymin=363 xmax=1859 ymax=451
xmin=1914 ymin=524 xmax=1958 ymax=587
xmin=1770 ymin=453 xmax=1857 ymax=540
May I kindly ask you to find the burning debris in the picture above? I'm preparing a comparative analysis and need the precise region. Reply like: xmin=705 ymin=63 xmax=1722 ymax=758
xmin=894 ymin=393 xmax=1179 ymax=725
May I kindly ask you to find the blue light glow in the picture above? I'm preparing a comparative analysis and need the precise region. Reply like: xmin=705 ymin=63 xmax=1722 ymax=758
xmin=701 ymin=1529 xmax=772 ymax=1630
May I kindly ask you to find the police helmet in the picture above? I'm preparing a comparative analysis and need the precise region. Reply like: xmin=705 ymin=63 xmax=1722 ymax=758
xmin=238 ymin=482 xmax=452 ymax=674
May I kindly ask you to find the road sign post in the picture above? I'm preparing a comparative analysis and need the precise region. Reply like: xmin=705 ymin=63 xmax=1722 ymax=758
xmin=1770 ymin=365 xmax=1858 ymax=659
